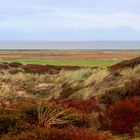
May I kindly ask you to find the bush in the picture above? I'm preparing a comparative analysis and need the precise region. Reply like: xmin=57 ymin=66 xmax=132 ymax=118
xmin=1 ymin=128 xmax=104 ymax=140
xmin=106 ymin=98 xmax=140 ymax=134
xmin=50 ymin=97 xmax=99 ymax=114
xmin=23 ymin=64 xmax=49 ymax=74
xmin=0 ymin=112 xmax=18 ymax=136
xmin=0 ymin=110 xmax=32 ymax=136
xmin=0 ymin=64 xmax=8 ymax=70
xmin=124 ymin=78 xmax=140 ymax=97
xmin=9 ymin=62 xmax=22 ymax=68
xmin=22 ymin=106 xmax=38 ymax=124
xmin=23 ymin=64 xmax=60 ymax=74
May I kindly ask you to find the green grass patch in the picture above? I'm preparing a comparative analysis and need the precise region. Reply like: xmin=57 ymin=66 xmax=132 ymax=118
xmin=0 ymin=59 xmax=121 ymax=67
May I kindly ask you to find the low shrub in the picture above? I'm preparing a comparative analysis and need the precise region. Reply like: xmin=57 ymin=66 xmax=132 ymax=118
xmin=1 ymin=127 xmax=104 ymax=140
xmin=0 ymin=112 xmax=18 ymax=136
xmin=104 ymin=98 xmax=140 ymax=134
xmin=22 ymin=106 xmax=38 ymax=124
xmin=19 ymin=100 xmax=88 ymax=128
xmin=23 ymin=64 xmax=49 ymax=74
xmin=50 ymin=97 xmax=99 ymax=114
xmin=9 ymin=62 xmax=22 ymax=68
xmin=0 ymin=64 xmax=8 ymax=70
xmin=23 ymin=64 xmax=60 ymax=74
xmin=0 ymin=110 xmax=32 ymax=136
xmin=124 ymin=78 xmax=140 ymax=97
xmin=8 ymin=68 xmax=22 ymax=74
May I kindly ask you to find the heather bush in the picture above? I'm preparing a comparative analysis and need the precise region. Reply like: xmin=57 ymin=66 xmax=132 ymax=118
xmin=0 ymin=110 xmax=32 ymax=136
xmin=124 ymin=78 xmax=140 ymax=97
xmin=23 ymin=64 xmax=60 ymax=74
xmin=0 ymin=111 xmax=18 ymax=136
xmin=50 ymin=97 xmax=99 ymax=114
xmin=106 ymin=98 xmax=140 ymax=134
xmin=22 ymin=105 xmax=38 ymax=124
xmin=8 ymin=68 xmax=22 ymax=74
xmin=23 ymin=64 xmax=48 ymax=74
xmin=9 ymin=62 xmax=22 ymax=68
xmin=0 ymin=64 xmax=8 ymax=70
xmin=1 ymin=127 xmax=104 ymax=140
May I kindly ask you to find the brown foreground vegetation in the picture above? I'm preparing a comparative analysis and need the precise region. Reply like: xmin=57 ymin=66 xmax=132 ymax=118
xmin=0 ymin=57 xmax=140 ymax=139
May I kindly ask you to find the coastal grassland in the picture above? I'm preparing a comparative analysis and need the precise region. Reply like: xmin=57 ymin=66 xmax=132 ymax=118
xmin=0 ymin=58 xmax=120 ymax=67
xmin=1 ymin=57 xmax=140 ymax=139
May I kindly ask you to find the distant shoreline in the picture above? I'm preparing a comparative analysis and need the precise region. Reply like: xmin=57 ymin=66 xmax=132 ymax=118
xmin=0 ymin=41 xmax=140 ymax=50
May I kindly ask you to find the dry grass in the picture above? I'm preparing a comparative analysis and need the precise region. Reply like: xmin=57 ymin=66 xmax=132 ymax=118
xmin=85 ymin=69 xmax=108 ymax=87
xmin=37 ymin=100 xmax=77 ymax=127
xmin=0 ymin=59 xmax=140 ymax=139
xmin=121 ymin=64 xmax=140 ymax=78
xmin=56 ymin=68 xmax=93 ymax=83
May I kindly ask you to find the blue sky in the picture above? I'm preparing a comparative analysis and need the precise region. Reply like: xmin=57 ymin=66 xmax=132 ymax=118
xmin=0 ymin=0 xmax=140 ymax=41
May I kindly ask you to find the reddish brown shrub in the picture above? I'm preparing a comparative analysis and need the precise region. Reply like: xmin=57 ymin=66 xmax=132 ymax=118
xmin=68 ymin=128 xmax=103 ymax=140
xmin=0 ymin=110 xmax=32 ymax=136
xmin=23 ymin=64 xmax=60 ymax=74
xmin=50 ymin=97 xmax=100 ymax=114
xmin=0 ymin=63 xmax=8 ymax=70
xmin=8 ymin=69 xmax=22 ymax=74
xmin=106 ymin=98 xmax=140 ymax=134
xmin=23 ymin=64 xmax=48 ymax=74
xmin=1 ymin=128 xmax=104 ymax=140
xmin=124 ymin=78 xmax=140 ymax=97
xmin=9 ymin=62 xmax=22 ymax=67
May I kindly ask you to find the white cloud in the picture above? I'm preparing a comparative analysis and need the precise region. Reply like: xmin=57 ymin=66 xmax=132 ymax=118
xmin=0 ymin=10 xmax=140 ymax=33
xmin=0 ymin=0 xmax=140 ymax=40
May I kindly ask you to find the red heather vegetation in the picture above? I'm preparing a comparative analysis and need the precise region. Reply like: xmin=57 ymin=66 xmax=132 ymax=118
xmin=1 ymin=56 xmax=140 ymax=139
xmin=8 ymin=62 xmax=22 ymax=67
xmin=2 ymin=128 xmax=104 ymax=140
xmin=0 ymin=63 xmax=9 ymax=70
xmin=109 ymin=98 xmax=140 ymax=134
xmin=0 ymin=62 xmax=83 ymax=74
xmin=50 ymin=97 xmax=100 ymax=114
xmin=23 ymin=64 xmax=60 ymax=74
xmin=23 ymin=64 xmax=82 ymax=74
xmin=0 ymin=97 xmax=108 ymax=140
xmin=100 ymin=97 xmax=140 ymax=134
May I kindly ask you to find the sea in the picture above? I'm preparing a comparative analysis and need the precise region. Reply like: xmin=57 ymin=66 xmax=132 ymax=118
xmin=0 ymin=41 xmax=140 ymax=50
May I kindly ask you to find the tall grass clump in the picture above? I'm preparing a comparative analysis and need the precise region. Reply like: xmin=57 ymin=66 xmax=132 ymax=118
xmin=37 ymin=100 xmax=77 ymax=127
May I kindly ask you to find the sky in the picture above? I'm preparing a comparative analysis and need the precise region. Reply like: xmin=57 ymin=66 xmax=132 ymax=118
xmin=0 ymin=0 xmax=140 ymax=41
